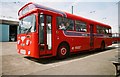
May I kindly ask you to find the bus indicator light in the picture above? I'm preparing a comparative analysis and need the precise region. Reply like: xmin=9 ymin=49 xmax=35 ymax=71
xmin=17 ymin=40 xmax=21 ymax=45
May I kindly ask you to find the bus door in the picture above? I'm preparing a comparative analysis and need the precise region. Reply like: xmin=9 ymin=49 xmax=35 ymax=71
xmin=90 ymin=24 xmax=94 ymax=49
xmin=39 ymin=14 xmax=52 ymax=56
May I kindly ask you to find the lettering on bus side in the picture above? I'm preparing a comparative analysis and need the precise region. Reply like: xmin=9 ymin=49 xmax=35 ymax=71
xmin=75 ymin=46 xmax=81 ymax=50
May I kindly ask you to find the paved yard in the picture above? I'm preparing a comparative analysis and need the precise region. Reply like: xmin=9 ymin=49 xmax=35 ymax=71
xmin=1 ymin=42 xmax=119 ymax=76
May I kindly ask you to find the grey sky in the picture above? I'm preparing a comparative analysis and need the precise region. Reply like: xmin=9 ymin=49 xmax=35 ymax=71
xmin=0 ymin=0 xmax=119 ymax=33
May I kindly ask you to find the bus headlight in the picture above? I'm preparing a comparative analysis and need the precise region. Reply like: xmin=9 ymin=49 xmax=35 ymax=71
xmin=26 ymin=40 xmax=30 ymax=46
xmin=17 ymin=40 xmax=21 ymax=45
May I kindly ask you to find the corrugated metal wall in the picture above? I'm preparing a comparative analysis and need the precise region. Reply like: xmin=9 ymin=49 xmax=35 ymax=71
xmin=0 ymin=24 xmax=9 ymax=42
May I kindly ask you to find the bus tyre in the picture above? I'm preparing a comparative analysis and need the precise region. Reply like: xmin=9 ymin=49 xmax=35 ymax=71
xmin=57 ymin=44 xmax=69 ymax=59
xmin=101 ymin=42 xmax=105 ymax=51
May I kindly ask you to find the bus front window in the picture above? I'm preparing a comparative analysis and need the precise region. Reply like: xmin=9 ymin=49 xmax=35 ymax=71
xmin=19 ymin=14 xmax=36 ymax=34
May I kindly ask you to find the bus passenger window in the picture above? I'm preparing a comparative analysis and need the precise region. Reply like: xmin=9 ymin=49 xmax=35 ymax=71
xmin=57 ymin=17 xmax=74 ymax=31
xmin=65 ymin=19 xmax=74 ymax=31
xmin=97 ymin=25 xmax=103 ymax=34
xmin=97 ymin=25 xmax=112 ymax=34
xmin=57 ymin=17 xmax=65 ymax=30
xmin=75 ymin=20 xmax=87 ymax=32
xmin=104 ymin=28 xmax=108 ymax=34
xmin=59 ymin=23 xmax=66 ymax=30
xmin=108 ymin=28 xmax=112 ymax=33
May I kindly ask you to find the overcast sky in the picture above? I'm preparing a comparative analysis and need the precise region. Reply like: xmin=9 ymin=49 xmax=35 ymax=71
xmin=0 ymin=0 xmax=119 ymax=33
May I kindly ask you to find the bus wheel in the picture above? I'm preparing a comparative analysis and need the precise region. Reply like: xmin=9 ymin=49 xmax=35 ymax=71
xmin=57 ymin=44 xmax=69 ymax=59
xmin=101 ymin=42 xmax=105 ymax=51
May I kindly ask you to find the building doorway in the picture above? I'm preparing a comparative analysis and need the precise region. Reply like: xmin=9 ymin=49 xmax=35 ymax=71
xmin=9 ymin=25 xmax=17 ymax=42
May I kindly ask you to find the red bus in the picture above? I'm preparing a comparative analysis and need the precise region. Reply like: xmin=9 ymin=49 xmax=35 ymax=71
xmin=17 ymin=2 xmax=112 ymax=59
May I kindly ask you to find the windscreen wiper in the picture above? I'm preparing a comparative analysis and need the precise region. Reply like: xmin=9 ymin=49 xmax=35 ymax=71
xmin=26 ymin=26 xmax=32 ymax=34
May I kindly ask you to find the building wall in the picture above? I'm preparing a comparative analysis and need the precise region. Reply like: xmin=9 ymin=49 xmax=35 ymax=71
xmin=0 ymin=24 xmax=2 ymax=41
xmin=0 ymin=24 xmax=9 ymax=42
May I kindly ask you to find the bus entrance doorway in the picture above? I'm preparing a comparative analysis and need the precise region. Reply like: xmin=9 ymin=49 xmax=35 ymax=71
xmin=38 ymin=14 xmax=52 ymax=56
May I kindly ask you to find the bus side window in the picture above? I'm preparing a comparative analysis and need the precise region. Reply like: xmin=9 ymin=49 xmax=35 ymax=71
xmin=75 ymin=20 xmax=87 ymax=32
xmin=65 ymin=19 xmax=74 ymax=31
xmin=105 ymin=28 xmax=108 ymax=34
xmin=57 ymin=17 xmax=66 ymax=30
xmin=97 ymin=25 xmax=111 ymax=35
xmin=109 ymin=28 xmax=112 ymax=33
xmin=57 ymin=17 xmax=74 ymax=31
xmin=97 ymin=25 xmax=103 ymax=34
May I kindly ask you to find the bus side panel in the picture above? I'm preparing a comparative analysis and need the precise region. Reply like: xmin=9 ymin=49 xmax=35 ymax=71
xmin=73 ymin=36 xmax=90 ymax=52
xmin=94 ymin=37 xmax=103 ymax=49
xmin=105 ymin=38 xmax=112 ymax=46
xmin=52 ymin=15 xmax=61 ymax=56
xmin=94 ymin=37 xmax=112 ymax=49
xmin=55 ymin=31 xmax=90 ymax=53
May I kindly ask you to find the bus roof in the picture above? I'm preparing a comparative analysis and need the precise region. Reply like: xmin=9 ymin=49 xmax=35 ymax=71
xmin=19 ymin=2 xmax=111 ymax=28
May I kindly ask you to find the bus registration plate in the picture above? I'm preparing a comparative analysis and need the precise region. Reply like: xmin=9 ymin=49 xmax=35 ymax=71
xmin=20 ymin=50 xmax=26 ymax=55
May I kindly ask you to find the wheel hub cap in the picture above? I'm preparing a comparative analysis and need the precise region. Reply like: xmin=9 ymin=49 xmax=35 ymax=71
xmin=61 ymin=48 xmax=67 ymax=55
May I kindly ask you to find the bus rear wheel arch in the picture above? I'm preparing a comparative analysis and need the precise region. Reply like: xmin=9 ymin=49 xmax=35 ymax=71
xmin=57 ymin=42 xmax=70 ymax=59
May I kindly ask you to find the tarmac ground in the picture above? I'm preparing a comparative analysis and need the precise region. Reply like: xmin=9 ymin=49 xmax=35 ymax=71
xmin=0 ymin=42 xmax=119 ymax=76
